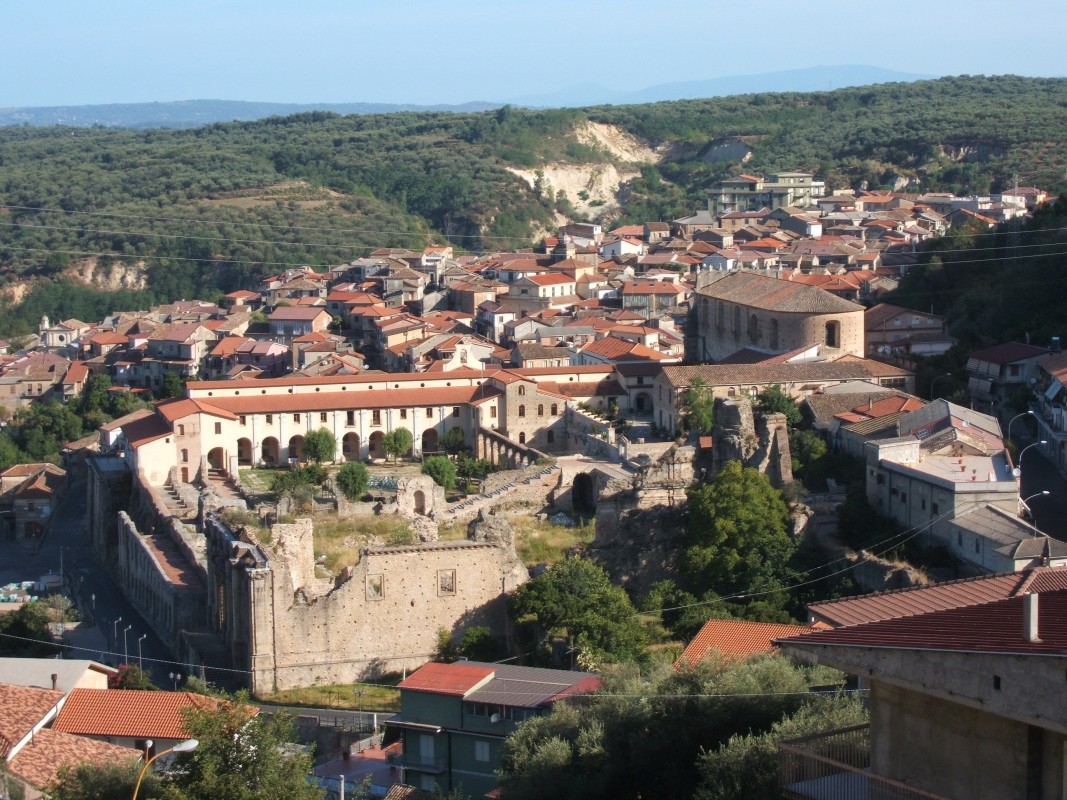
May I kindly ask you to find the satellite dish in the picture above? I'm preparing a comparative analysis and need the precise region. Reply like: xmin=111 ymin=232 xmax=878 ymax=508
xmin=490 ymin=713 xmax=501 ymax=723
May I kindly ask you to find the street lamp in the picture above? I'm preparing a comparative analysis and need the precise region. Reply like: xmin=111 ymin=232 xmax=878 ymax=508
xmin=1021 ymin=491 xmax=1050 ymax=535
xmin=354 ymin=686 xmax=367 ymax=736
xmin=1018 ymin=440 xmax=1048 ymax=471
xmin=1008 ymin=409 xmax=1035 ymax=443
xmin=131 ymin=738 xmax=199 ymax=800
xmin=123 ymin=625 xmax=132 ymax=665
xmin=168 ymin=672 xmax=182 ymax=691
xmin=112 ymin=617 xmax=122 ymax=652
xmin=931 ymin=372 xmax=952 ymax=399
xmin=138 ymin=634 xmax=147 ymax=671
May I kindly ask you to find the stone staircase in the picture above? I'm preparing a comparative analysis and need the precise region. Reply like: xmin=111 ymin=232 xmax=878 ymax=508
xmin=443 ymin=464 xmax=560 ymax=522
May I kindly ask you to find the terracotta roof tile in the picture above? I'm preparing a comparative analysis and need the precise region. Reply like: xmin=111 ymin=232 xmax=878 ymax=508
xmin=0 ymin=683 xmax=64 ymax=758
xmin=53 ymin=689 xmax=229 ymax=739
xmin=675 ymin=618 xmax=813 ymax=668
xmin=8 ymin=728 xmax=140 ymax=789
xmin=807 ymin=566 xmax=1067 ymax=627
xmin=696 ymin=271 xmax=862 ymax=314
xmin=398 ymin=662 xmax=495 ymax=696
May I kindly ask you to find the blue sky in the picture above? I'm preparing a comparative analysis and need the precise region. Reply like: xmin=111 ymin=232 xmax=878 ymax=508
xmin=4 ymin=0 xmax=1066 ymax=107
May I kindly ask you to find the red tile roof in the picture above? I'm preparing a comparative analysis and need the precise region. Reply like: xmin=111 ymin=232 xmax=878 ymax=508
xmin=675 ymin=618 xmax=814 ymax=668
xmin=0 ymin=683 xmax=64 ymax=758
xmin=968 ymin=342 xmax=1049 ymax=365
xmin=807 ymin=566 xmax=1067 ymax=627
xmin=8 ymin=728 xmax=140 ymax=789
xmin=785 ymin=589 xmax=1067 ymax=656
xmin=398 ymin=662 xmax=495 ymax=696
xmin=53 ymin=689 xmax=230 ymax=739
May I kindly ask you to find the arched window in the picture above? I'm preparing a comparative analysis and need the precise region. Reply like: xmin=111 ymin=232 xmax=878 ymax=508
xmin=769 ymin=318 xmax=780 ymax=350
xmin=519 ymin=432 xmax=526 ymax=444
xmin=518 ymin=405 xmax=526 ymax=417
xmin=518 ymin=385 xmax=526 ymax=396
xmin=716 ymin=301 xmax=725 ymax=332
xmin=825 ymin=320 xmax=840 ymax=348
xmin=747 ymin=313 xmax=760 ymax=345
xmin=551 ymin=404 xmax=558 ymax=415
xmin=538 ymin=404 xmax=544 ymax=416
xmin=733 ymin=305 xmax=741 ymax=338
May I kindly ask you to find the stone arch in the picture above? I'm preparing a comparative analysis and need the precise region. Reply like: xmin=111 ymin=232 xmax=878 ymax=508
xmin=573 ymin=472 xmax=597 ymax=515
xmin=634 ymin=391 xmax=652 ymax=413
xmin=825 ymin=320 xmax=840 ymax=348
xmin=261 ymin=437 xmax=279 ymax=465
xmin=342 ymin=432 xmax=361 ymax=461
xmin=288 ymin=435 xmax=305 ymax=462
xmin=421 ymin=428 xmax=439 ymax=454
xmin=369 ymin=431 xmax=385 ymax=459
xmin=207 ymin=447 xmax=225 ymax=470
xmin=237 ymin=438 xmax=253 ymax=466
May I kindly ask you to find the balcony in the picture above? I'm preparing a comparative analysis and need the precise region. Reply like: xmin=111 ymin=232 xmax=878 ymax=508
xmin=778 ymin=725 xmax=950 ymax=800
xmin=398 ymin=752 xmax=448 ymax=774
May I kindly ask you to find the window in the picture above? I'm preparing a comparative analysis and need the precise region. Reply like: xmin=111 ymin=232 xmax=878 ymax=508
xmin=975 ymin=538 xmax=980 ymax=553
xmin=293 ymin=414 xmax=300 ymax=423
xmin=900 ymin=492 xmax=907 ymax=503
xmin=320 ymin=412 xmax=328 ymax=423
xmin=426 ymin=407 xmax=434 ymax=418
xmin=518 ymin=405 xmax=525 ymax=417
xmin=366 ymin=574 xmax=384 ymax=599
xmin=876 ymin=473 xmax=885 ymax=485
xmin=519 ymin=432 xmax=526 ymax=444
xmin=178 ymin=424 xmax=185 ymax=436
xmin=181 ymin=449 xmax=189 ymax=463
xmin=932 ymin=502 xmax=939 ymax=514
xmin=214 ymin=422 xmax=222 ymax=435
xmin=474 ymin=741 xmax=490 ymax=763
xmin=346 ymin=411 xmax=355 ymax=426
xmin=266 ymin=414 xmax=273 ymax=424
xmin=547 ymin=430 xmax=555 ymax=443
xmin=400 ymin=409 xmax=407 ymax=419
xmin=537 ymin=404 xmax=544 ymax=416
xmin=372 ymin=410 xmax=381 ymax=425
xmin=551 ymin=404 xmax=558 ymax=415
xmin=239 ymin=415 xmax=247 ymax=426
xmin=438 ymin=569 xmax=456 ymax=596
xmin=518 ymin=385 xmax=526 ymax=396
xmin=490 ymin=407 xmax=497 ymax=418
xmin=452 ymin=406 xmax=460 ymax=418
xmin=958 ymin=532 xmax=963 ymax=546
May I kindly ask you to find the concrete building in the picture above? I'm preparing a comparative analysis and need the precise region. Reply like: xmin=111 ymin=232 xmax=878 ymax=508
xmin=707 ymin=172 xmax=825 ymax=217
xmin=778 ymin=579 xmax=1067 ymax=800
xmin=388 ymin=661 xmax=599 ymax=796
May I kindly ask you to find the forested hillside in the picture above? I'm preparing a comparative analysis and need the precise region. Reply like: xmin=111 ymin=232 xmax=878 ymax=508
xmin=0 ymin=75 xmax=1064 ymax=335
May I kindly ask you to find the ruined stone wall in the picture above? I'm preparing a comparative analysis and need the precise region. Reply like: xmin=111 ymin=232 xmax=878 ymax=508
xmin=220 ymin=519 xmax=530 ymax=694
xmin=712 ymin=399 xmax=794 ymax=488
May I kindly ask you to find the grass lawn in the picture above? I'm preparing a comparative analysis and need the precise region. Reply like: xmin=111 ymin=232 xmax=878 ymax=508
xmin=509 ymin=514 xmax=595 ymax=566
xmin=258 ymin=675 xmax=402 ymax=712
xmin=313 ymin=516 xmax=414 ymax=573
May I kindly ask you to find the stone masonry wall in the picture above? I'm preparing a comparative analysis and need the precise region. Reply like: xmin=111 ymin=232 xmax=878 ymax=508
xmin=245 ymin=522 xmax=529 ymax=693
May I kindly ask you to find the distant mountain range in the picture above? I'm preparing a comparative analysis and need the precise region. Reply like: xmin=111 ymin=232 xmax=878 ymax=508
xmin=0 ymin=65 xmax=935 ymax=128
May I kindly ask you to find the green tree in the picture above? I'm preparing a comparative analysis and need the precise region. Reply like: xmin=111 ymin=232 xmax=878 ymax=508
xmin=682 ymin=461 xmax=796 ymax=598
xmin=163 ymin=693 xmax=323 ymax=800
xmin=382 ymin=428 xmax=413 ymax=463
xmin=335 ymin=461 xmax=370 ymax=501
xmin=442 ymin=426 xmax=467 ymax=456
xmin=49 ymin=760 xmax=155 ymax=800
xmin=754 ymin=385 xmax=801 ymax=428
xmin=303 ymin=428 xmax=336 ymax=463
xmin=422 ymin=455 xmax=457 ymax=491
xmin=0 ymin=601 xmax=56 ymax=657
xmin=681 ymin=378 xmax=715 ymax=435
xmin=789 ymin=429 xmax=827 ymax=481
xmin=499 ymin=656 xmax=856 ymax=800
xmin=509 ymin=557 xmax=647 ymax=667
xmin=161 ymin=372 xmax=186 ymax=399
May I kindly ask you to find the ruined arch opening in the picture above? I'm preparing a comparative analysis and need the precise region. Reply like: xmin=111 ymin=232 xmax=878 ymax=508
xmin=573 ymin=472 xmax=597 ymax=515
xmin=342 ymin=432 xmax=361 ymax=461
xmin=261 ymin=437 xmax=279 ymax=465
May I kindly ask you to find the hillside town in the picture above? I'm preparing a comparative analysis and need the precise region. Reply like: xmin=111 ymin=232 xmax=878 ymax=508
xmin=2 ymin=174 xmax=1066 ymax=800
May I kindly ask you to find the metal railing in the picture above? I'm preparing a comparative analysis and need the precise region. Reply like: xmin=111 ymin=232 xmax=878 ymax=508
xmin=778 ymin=724 xmax=950 ymax=800
xmin=397 ymin=752 xmax=448 ymax=773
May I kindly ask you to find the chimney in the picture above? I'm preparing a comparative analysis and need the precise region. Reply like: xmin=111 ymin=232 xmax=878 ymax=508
xmin=1024 ymin=593 xmax=1041 ymax=643
xmin=51 ymin=673 xmax=58 ymax=691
